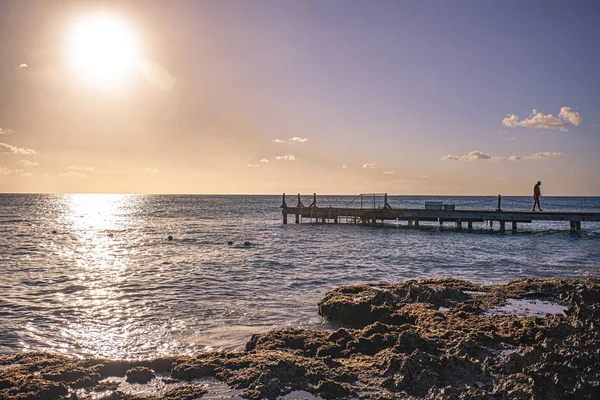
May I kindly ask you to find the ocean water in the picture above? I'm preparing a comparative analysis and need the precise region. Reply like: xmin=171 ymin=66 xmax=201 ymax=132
xmin=1 ymin=193 xmax=599 ymax=359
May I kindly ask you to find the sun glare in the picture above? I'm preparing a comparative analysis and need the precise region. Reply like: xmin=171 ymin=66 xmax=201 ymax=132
xmin=67 ymin=14 xmax=139 ymax=86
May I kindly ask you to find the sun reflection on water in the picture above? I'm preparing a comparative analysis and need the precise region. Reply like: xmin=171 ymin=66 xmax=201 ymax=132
xmin=58 ymin=194 xmax=139 ymax=358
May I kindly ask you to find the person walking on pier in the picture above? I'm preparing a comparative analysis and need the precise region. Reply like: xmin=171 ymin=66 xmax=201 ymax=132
xmin=532 ymin=181 xmax=542 ymax=211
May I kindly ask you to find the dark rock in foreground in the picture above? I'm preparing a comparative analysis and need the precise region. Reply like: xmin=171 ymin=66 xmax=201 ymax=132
xmin=1 ymin=278 xmax=599 ymax=399
xmin=125 ymin=366 xmax=155 ymax=384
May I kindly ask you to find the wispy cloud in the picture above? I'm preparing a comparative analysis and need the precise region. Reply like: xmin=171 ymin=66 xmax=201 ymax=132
xmin=259 ymin=158 xmax=270 ymax=163
xmin=383 ymin=171 xmax=394 ymax=175
xmin=275 ymin=154 xmax=296 ymax=161
xmin=0 ymin=166 xmax=30 ymax=176
xmin=142 ymin=167 xmax=160 ymax=174
xmin=441 ymin=154 xmax=460 ymax=160
xmin=525 ymin=151 xmax=565 ymax=159
xmin=502 ymin=106 xmax=582 ymax=131
xmin=362 ymin=163 xmax=377 ymax=168
xmin=442 ymin=150 xmax=517 ymax=161
xmin=247 ymin=164 xmax=259 ymax=168
xmin=341 ymin=164 xmax=349 ymax=169
xmin=59 ymin=171 xmax=86 ymax=179
xmin=67 ymin=165 xmax=95 ymax=172
xmin=0 ymin=143 xmax=36 ymax=155
xmin=16 ymin=160 xmax=38 ymax=167
xmin=288 ymin=137 xmax=308 ymax=143
xmin=442 ymin=150 xmax=563 ymax=161
xmin=19 ymin=63 xmax=28 ymax=69
xmin=0 ymin=127 xmax=14 ymax=135
xmin=273 ymin=137 xmax=309 ymax=144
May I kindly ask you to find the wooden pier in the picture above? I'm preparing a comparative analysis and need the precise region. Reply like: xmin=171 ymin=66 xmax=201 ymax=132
xmin=280 ymin=193 xmax=600 ymax=232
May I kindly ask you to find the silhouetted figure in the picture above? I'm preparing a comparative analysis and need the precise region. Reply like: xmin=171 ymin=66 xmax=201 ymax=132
xmin=532 ymin=181 xmax=542 ymax=211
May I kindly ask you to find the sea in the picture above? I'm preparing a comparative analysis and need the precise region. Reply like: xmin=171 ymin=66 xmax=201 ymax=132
xmin=1 ymin=193 xmax=599 ymax=360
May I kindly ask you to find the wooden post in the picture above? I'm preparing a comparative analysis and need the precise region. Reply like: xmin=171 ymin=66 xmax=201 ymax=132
xmin=283 ymin=211 xmax=288 ymax=224
xmin=384 ymin=193 xmax=392 ymax=209
xmin=499 ymin=221 xmax=506 ymax=232
xmin=468 ymin=221 xmax=473 ymax=229
xmin=414 ymin=219 xmax=419 ymax=227
xmin=577 ymin=221 xmax=581 ymax=231
xmin=309 ymin=193 xmax=317 ymax=208
xmin=295 ymin=213 xmax=300 ymax=224
xmin=512 ymin=221 xmax=517 ymax=231
xmin=456 ymin=220 xmax=462 ymax=229
xmin=497 ymin=194 xmax=502 ymax=211
xmin=281 ymin=193 xmax=287 ymax=208
xmin=408 ymin=219 xmax=413 ymax=227
xmin=570 ymin=221 xmax=581 ymax=232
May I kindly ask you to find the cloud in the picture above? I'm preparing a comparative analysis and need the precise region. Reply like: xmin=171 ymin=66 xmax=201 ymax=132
xmin=383 ymin=171 xmax=394 ymax=175
xmin=443 ymin=150 xmax=564 ymax=161
xmin=67 ymin=165 xmax=94 ymax=171
xmin=362 ymin=163 xmax=377 ymax=168
xmin=418 ymin=175 xmax=428 ymax=179
xmin=558 ymin=106 xmax=583 ymax=126
xmin=259 ymin=158 xmax=270 ymax=163
xmin=341 ymin=164 xmax=349 ymax=169
xmin=142 ymin=167 xmax=160 ymax=174
xmin=442 ymin=150 xmax=522 ymax=161
xmin=59 ymin=171 xmax=86 ymax=179
xmin=273 ymin=137 xmax=309 ymax=144
xmin=0 ymin=127 xmax=14 ymax=135
xmin=288 ymin=137 xmax=308 ymax=143
xmin=247 ymin=164 xmax=259 ymax=168
xmin=0 ymin=166 xmax=30 ymax=176
xmin=19 ymin=63 xmax=28 ymax=68
xmin=0 ymin=143 xmax=36 ymax=155
xmin=275 ymin=154 xmax=296 ymax=161
xmin=502 ymin=107 xmax=582 ymax=130
xmin=525 ymin=151 xmax=565 ymax=159
xmin=441 ymin=154 xmax=460 ymax=160
xmin=16 ymin=160 xmax=38 ymax=167
xmin=464 ymin=151 xmax=492 ymax=160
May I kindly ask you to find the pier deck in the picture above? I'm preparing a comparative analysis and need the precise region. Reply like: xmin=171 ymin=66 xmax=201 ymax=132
xmin=280 ymin=193 xmax=600 ymax=232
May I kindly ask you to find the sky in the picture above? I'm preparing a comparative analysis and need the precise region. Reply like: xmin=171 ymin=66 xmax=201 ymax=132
xmin=0 ymin=0 xmax=599 ymax=195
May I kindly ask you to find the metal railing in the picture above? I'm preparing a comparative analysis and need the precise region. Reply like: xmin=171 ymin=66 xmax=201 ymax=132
xmin=345 ymin=193 xmax=389 ymax=209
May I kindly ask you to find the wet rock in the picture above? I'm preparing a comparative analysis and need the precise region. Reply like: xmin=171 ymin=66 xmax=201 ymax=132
xmin=0 ymin=278 xmax=599 ymax=400
xmin=313 ymin=379 xmax=354 ymax=399
xmin=125 ymin=366 xmax=154 ymax=384
xmin=163 ymin=385 xmax=207 ymax=400
xmin=171 ymin=358 xmax=216 ymax=380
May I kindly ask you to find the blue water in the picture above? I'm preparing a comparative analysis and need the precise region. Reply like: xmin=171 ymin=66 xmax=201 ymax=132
xmin=0 ymin=194 xmax=599 ymax=359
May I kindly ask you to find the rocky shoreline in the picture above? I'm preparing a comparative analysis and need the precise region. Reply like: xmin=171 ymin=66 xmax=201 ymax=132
xmin=1 ymin=278 xmax=599 ymax=399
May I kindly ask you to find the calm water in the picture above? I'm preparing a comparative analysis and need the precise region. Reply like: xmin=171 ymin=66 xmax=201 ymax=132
xmin=1 ymin=194 xmax=599 ymax=359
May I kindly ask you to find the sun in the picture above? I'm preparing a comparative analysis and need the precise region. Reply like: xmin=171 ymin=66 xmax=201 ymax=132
xmin=67 ymin=14 xmax=139 ymax=86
